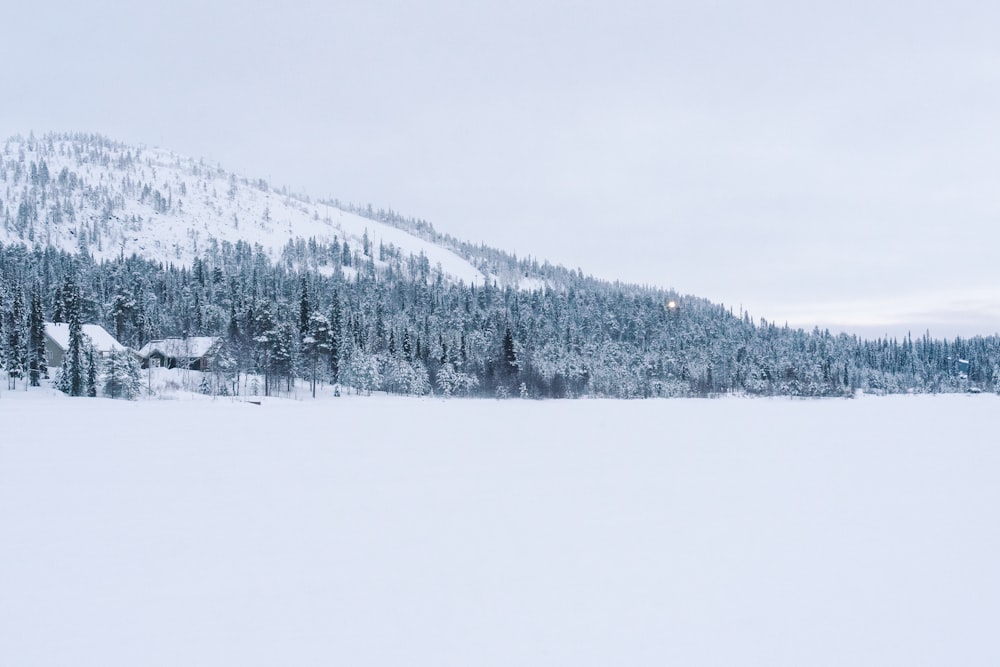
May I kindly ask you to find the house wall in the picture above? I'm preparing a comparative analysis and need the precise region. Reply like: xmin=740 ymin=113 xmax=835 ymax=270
xmin=142 ymin=352 xmax=168 ymax=370
xmin=141 ymin=352 xmax=211 ymax=370
xmin=45 ymin=337 xmax=65 ymax=368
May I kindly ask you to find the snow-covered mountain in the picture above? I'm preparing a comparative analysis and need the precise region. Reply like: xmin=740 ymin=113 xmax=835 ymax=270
xmin=0 ymin=132 xmax=489 ymax=284
xmin=4 ymin=134 xmax=999 ymax=399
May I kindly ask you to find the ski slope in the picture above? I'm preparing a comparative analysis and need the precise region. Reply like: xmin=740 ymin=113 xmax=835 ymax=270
xmin=1 ymin=393 xmax=998 ymax=666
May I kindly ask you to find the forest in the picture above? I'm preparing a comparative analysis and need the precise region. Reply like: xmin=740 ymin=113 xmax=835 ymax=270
xmin=1 ymin=240 xmax=998 ymax=399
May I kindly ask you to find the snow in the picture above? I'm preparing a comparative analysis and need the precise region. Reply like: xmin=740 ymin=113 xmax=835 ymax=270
xmin=515 ymin=275 xmax=548 ymax=292
xmin=1 ymin=138 xmax=489 ymax=286
xmin=137 ymin=336 xmax=220 ymax=359
xmin=44 ymin=322 xmax=127 ymax=353
xmin=2 ymin=394 xmax=999 ymax=666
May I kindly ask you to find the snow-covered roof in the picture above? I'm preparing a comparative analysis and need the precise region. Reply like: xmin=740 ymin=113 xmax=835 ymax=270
xmin=137 ymin=337 xmax=221 ymax=359
xmin=45 ymin=322 xmax=128 ymax=354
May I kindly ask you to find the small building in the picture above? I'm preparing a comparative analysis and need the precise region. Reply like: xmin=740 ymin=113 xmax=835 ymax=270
xmin=44 ymin=322 xmax=129 ymax=368
xmin=137 ymin=337 xmax=223 ymax=371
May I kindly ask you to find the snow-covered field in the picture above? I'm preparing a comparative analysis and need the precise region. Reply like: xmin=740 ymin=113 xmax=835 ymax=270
xmin=2 ymin=393 xmax=998 ymax=666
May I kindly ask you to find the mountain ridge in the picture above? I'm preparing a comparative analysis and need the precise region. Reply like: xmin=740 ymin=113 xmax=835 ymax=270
xmin=0 ymin=131 xmax=518 ymax=287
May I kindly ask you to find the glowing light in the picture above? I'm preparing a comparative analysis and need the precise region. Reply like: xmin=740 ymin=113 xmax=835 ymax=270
xmin=667 ymin=300 xmax=677 ymax=310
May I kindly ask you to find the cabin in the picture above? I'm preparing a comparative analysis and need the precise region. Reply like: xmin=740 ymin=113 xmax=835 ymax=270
xmin=137 ymin=337 xmax=223 ymax=371
xmin=44 ymin=322 xmax=129 ymax=368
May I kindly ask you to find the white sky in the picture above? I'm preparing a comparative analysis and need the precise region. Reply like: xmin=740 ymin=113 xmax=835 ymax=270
xmin=4 ymin=0 xmax=999 ymax=338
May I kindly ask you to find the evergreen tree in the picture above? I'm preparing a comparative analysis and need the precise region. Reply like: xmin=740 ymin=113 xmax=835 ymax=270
xmin=329 ymin=290 xmax=342 ymax=383
xmin=303 ymin=310 xmax=332 ymax=397
xmin=102 ymin=348 xmax=142 ymax=399
xmin=402 ymin=328 xmax=412 ymax=362
xmin=271 ymin=323 xmax=295 ymax=393
xmin=4 ymin=286 xmax=28 ymax=389
xmin=298 ymin=277 xmax=311 ymax=337
xmin=28 ymin=288 xmax=47 ymax=385
xmin=252 ymin=301 xmax=277 ymax=396
xmin=499 ymin=324 xmax=518 ymax=390
xmin=53 ymin=287 xmax=64 ymax=323
xmin=0 ymin=287 xmax=6 ymax=375
xmin=111 ymin=285 xmax=133 ymax=343
xmin=58 ymin=274 xmax=86 ymax=396
xmin=86 ymin=346 xmax=98 ymax=397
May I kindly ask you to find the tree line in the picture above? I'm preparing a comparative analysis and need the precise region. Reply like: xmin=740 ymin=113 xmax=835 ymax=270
xmin=1 ymin=241 xmax=998 ymax=399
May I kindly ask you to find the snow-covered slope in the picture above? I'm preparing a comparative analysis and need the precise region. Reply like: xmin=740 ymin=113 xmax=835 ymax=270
xmin=0 ymin=133 xmax=487 ymax=284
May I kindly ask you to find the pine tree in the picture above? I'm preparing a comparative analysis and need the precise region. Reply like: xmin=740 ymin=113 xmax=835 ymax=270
xmin=303 ymin=310 xmax=332 ymax=398
xmin=270 ymin=323 xmax=295 ymax=393
xmin=5 ymin=286 xmax=28 ymax=389
xmin=298 ymin=277 xmax=311 ymax=337
xmin=500 ymin=324 xmax=518 ymax=390
xmin=0 ymin=288 xmax=6 ymax=375
xmin=103 ymin=348 xmax=142 ymax=399
xmin=53 ymin=286 xmax=64 ymax=324
xmin=28 ymin=288 xmax=47 ymax=385
xmin=86 ymin=346 xmax=98 ymax=397
xmin=58 ymin=274 xmax=86 ymax=396
xmin=253 ymin=301 xmax=276 ymax=396
xmin=402 ymin=328 xmax=412 ymax=362
xmin=111 ymin=286 xmax=133 ymax=343
xmin=329 ymin=290 xmax=342 ymax=383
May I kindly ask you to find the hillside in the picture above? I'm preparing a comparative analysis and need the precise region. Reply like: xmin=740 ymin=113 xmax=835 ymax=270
xmin=1 ymin=132 xmax=999 ymax=399
xmin=0 ymin=132 xmax=488 ymax=285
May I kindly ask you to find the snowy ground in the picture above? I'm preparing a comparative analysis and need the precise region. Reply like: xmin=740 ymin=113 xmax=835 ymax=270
xmin=1 ymin=393 xmax=998 ymax=666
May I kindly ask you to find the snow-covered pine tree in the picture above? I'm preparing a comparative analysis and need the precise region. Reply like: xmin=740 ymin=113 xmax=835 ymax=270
xmin=56 ymin=274 xmax=87 ymax=396
xmin=86 ymin=345 xmax=98 ymax=397
xmin=252 ymin=301 xmax=276 ymax=396
xmin=110 ymin=285 xmax=134 ymax=343
xmin=4 ymin=286 xmax=28 ymax=389
xmin=298 ymin=277 xmax=311 ymax=337
xmin=211 ymin=340 xmax=237 ymax=396
xmin=28 ymin=288 xmax=47 ymax=385
xmin=102 ymin=347 xmax=142 ymax=399
xmin=0 ymin=285 xmax=6 ymax=382
xmin=304 ymin=310 xmax=332 ymax=398
xmin=329 ymin=290 xmax=342 ymax=383
xmin=52 ymin=282 xmax=64 ymax=324
xmin=500 ymin=325 xmax=518 ymax=391
xmin=271 ymin=323 xmax=295 ymax=393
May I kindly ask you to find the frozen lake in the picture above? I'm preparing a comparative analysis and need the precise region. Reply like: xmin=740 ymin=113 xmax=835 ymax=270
xmin=2 ymin=393 xmax=998 ymax=666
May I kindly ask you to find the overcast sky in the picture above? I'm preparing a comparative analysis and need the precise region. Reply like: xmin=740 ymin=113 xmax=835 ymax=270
xmin=4 ymin=0 xmax=999 ymax=338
